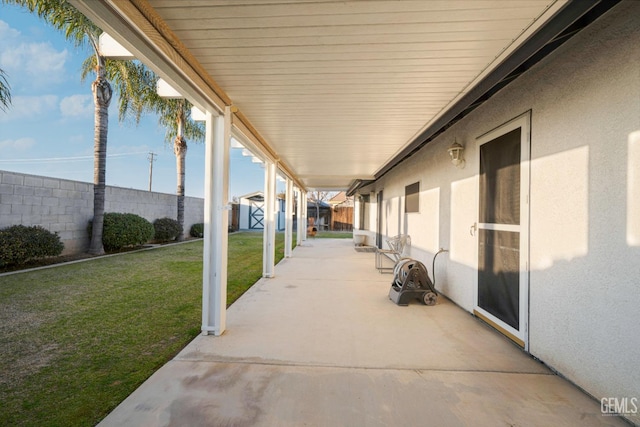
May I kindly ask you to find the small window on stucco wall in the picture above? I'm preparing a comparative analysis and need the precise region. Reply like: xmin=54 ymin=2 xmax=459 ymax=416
xmin=405 ymin=182 xmax=419 ymax=213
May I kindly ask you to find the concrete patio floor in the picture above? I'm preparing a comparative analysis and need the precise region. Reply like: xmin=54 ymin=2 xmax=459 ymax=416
xmin=99 ymin=238 xmax=628 ymax=426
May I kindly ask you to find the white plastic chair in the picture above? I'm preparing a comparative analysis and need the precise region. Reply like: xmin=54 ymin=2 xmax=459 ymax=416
xmin=375 ymin=234 xmax=411 ymax=273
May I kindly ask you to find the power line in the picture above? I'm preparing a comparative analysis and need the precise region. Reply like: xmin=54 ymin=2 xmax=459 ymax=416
xmin=0 ymin=152 xmax=149 ymax=163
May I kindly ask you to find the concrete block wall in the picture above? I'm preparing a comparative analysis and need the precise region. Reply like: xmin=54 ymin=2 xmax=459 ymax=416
xmin=0 ymin=170 xmax=204 ymax=255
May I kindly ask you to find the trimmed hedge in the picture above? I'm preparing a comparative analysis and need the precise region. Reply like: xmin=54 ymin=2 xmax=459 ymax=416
xmin=153 ymin=217 xmax=182 ymax=242
xmin=90 ymin=213 xmax=154 ymax=252
xmin=0 ymin=225 xmax=64 ymax=266
xmin=190 ymin=223 xmax=204 ymax=238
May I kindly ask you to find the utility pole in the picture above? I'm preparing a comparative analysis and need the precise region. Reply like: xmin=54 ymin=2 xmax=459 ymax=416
xmin=147 ymin=152 xmax=157 ymax=191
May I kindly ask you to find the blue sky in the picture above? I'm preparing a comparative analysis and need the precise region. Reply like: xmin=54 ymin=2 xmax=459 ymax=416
xmin=0 ymin=4 xmax=276 ymax=199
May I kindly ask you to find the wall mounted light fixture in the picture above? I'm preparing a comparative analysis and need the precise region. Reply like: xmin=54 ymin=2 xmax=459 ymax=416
xmin=447 ymin=140 xmax=465 ymax=168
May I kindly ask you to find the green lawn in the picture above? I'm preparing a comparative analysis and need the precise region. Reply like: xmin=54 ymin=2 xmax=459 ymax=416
xmin=313 ymin=230 xmax=353 ymax=239
xmin=0 ymin=231 xmax=292 ymax=427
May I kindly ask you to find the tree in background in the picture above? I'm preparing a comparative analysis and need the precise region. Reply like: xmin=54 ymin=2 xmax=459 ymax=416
xmin=81 ymin=58 xmax=155 ymax=127
xmin=6 ymin=0 xmax=202 ymax=249
xmin=5 ymin=0 xmax=112 ymax=255
xmin=79 ymin=31 xmax=204 ymax=243
xmin=0 ymin=68 xmax=11 ymax=112
xmin=308 ymin=191 xmax=337 ymax=228
xmin=152 ymin=96 xmax=204 ymax=241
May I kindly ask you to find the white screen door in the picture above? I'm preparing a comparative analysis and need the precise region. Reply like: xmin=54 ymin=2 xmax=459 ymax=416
xmin=475 ymin=113 xmax=530 ymax=349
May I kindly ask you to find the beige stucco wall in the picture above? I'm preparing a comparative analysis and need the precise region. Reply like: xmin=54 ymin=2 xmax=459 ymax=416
xmin=360 ymin=1 xmax=640 ymax=420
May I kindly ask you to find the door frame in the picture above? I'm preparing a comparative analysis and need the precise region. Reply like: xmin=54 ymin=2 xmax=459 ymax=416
xmin=474 ymin=111 xmax=531 ymax=351
xmin=376 ymin=190 xmax=384 ymax=249
xmin=249 ymin=198 xmax=265 ymax=230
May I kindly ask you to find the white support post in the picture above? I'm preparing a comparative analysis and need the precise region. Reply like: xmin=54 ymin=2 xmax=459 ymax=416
xmin=285 ymin=178 xmax=293 ymax=257
xmin=263 ymin=161 xmax=277 ymax=277
xmin=201 ymin=107 xmax=230 ymax=336
xmin=353 ymin=195 xmax=361 ymax=230
xmin=302 ymin=191 xmax=308 ymax=241
xmin=296 ymin=187 xmax=303 ymax=245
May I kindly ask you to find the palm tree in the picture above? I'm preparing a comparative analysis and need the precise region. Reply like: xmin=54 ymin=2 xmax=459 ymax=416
xmin=152 ymin=96 xmax=205 ymax=241
xmin=80 ymin=57 xmax=154 ymax=128
xmin=6 ymin=1 xmax=202 ymax=244
xmin=0 ymin=68 xmax=11 ymax=112
xmin=5 ymin=0 xmax=112 ymax=255
xmin=80 ymin=45 xmax=202 ymax=244
xmin=83 ymin=62 xmax=203 ymax=241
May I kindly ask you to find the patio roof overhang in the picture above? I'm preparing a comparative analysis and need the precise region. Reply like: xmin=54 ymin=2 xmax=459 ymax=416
xmin=69 ymin=0 xmax=618 ymax=191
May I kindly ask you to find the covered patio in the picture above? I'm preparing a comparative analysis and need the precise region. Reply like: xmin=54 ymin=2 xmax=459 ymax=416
xmin=67 ymin=0 xmax=619 ymax=340
xmin=66 ymin=1 xmax=639 ymax=424
xmin=97 ymin=238 xmax=621 ymax=426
